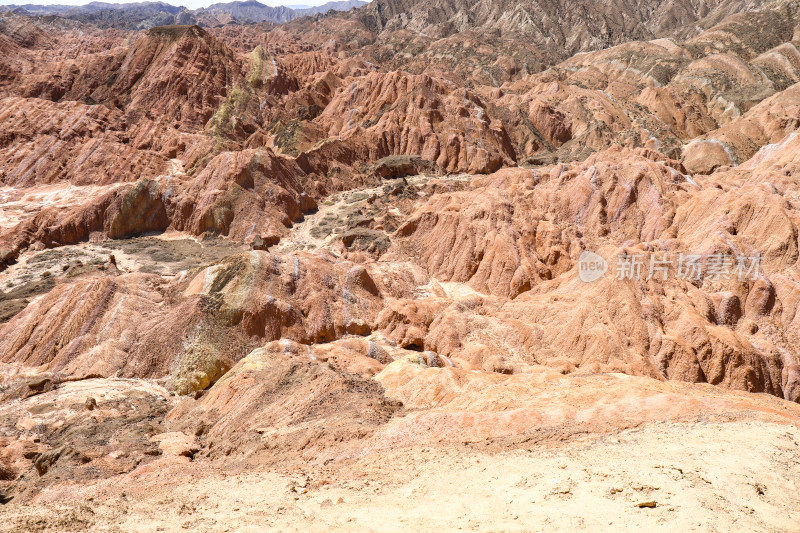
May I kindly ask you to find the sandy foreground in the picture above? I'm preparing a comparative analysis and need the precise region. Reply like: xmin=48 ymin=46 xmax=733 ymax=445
xmin=2 ymin=419 xmax=798 ymax=532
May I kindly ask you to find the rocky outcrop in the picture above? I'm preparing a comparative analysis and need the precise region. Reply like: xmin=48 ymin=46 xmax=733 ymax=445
xmin=391 ymin=150 xmax=686 ymax=297
xmin=0 ymin=377 xmax=173 ymax=502
xmin=0 ymin=250 xmax=392 ymax=394
xmin=170 ymin=148 xmax=310 ymax=244
xmin=384 ymin=147 xmax=800 ymax=400
xmin=166 ymin=342 xmax=398 ymax=464
xmin=307 ymin=71 xmax=516 ymax=175
xmin=0 ymin=179 xmax=168 ymax=265
xmin=0 ymin=97 xmax=170 ymax=187
xmin=682 ymin=82 xmax=800 ymax=173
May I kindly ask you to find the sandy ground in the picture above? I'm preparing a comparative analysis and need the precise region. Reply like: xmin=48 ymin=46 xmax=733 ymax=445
xmin=2 ymin=419 xmax=798 ymax=532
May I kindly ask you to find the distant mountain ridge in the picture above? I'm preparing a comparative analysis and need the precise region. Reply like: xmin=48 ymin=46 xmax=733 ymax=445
xmin=355 ymin=0 xmax=776 ymax=53
xmin=200 ymin=0 xmax=367 ymax=22
xmin=2 ymin=0 xmax=368 ymax=28
xmin=199 ymin=0 xmax=296 ymax=24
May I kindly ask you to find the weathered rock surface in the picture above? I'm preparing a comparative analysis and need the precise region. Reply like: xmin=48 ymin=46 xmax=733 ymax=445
xmin=0 ymin=376 xmax=173 ymax=503
xmin=311 ymin=71 xmax=516 ymax=174
xmin=0 ymin=250 xmax=398 ymax=394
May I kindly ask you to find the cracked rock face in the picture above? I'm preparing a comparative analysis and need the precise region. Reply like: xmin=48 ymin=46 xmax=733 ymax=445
xmin=2 ymin=2 xmax=800 ymax=528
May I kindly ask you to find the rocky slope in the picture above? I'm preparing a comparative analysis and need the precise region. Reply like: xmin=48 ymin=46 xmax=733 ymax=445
xmin=1 ymin=1 xmax=800 ymax=529
xmin=357 ymin=0 xmax=770 ymax=46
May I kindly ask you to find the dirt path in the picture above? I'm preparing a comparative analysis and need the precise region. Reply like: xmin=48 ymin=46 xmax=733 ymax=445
xmin=272 ymin=173 xmax=470 ymax=255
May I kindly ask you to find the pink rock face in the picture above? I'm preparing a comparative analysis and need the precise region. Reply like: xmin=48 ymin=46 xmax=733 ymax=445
xmin=391 ymin=149 xmax=687 ymax=297
xmin=371 ymin=362 xmax=800 ymax=446
xmin=0 ymin=97 xmax=170 ymax=187
xmin=681 ymin=83 xmax=800 ymax=174
xmin=382 ymin=144 xmax=800 ymax=401
xmin=0 ymin=249 xmax=408 ymax=394
xmin=313 ymin=71 xmax=516 ymax=174
xmin=170 ymin=148 xmax=307 ymax=242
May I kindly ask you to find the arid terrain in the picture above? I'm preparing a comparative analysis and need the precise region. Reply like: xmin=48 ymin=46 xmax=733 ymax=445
xmin=1 ymin=0 xmax=800 ymax=530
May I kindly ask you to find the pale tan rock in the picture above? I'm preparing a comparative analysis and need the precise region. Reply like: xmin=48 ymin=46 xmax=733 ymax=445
xmin=150 ymin=432 xmax=199 ymax=458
